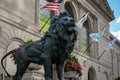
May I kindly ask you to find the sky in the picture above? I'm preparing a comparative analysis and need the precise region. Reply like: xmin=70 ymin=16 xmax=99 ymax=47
xmin=107 ymin=0 xmax=120 ymax=40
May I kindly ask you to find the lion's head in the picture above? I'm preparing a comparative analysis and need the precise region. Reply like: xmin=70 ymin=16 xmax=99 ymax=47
xmin=47 ymin=11 xmax=78 ymax=41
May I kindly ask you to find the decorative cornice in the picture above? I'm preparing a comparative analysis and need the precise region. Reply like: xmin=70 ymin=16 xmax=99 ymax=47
xmin=87 ymin=0 xmax=115 ymax=22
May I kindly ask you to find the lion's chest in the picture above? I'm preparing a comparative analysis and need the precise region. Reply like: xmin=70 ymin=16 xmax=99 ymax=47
xmin=52 ymin=40 xmax=74 ymax=63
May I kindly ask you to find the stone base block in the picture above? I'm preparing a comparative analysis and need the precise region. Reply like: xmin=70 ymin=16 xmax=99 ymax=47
xmin=23 ymin=70 xmax=45 ymax=80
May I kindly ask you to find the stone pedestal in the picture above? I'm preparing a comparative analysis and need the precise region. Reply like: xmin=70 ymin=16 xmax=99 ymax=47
xmin=4 ymin=76 xmax=13 ymax=80
xmin=64 ymin=71 xmax=81 ymax=80
xmin=28 ymin=63 xmax=42 ymax=70
xmin=22 ymin=63 xmax=44 ymax=80
xmin=53 ymin=70 xmax=58 ymax=80
xmin=23 ymin=70 xmax=45 ymax=80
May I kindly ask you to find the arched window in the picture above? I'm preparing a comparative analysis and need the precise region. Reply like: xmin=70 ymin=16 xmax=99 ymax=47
xmin=113 ymin=54 xmax=118 ymax=76
xmin=88 ymin=67 xmax=96 ymax=80
xmin=65 ymin=2 xmax=75 ymax=18
xmin=82 ymin=20 xmax=90 ymax=52
xmin=102 ymin=72 xmax=109 ymax=80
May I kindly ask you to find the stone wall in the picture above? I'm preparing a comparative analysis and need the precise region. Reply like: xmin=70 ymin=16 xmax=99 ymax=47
xmin=0 ymin=0 xmax=42 ymax=79
xmin=0 ymin=0 xmax=35 ymax=24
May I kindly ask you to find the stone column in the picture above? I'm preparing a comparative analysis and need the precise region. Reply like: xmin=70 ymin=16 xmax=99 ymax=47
xmin=76 ymin=6 xmax=84 ymax=53
xmin=78 ymin=28 xmax=83 ymax=52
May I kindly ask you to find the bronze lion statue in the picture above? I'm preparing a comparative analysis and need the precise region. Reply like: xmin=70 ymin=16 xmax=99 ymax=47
xmin=1 ymin=11 xmax=78 ymax=80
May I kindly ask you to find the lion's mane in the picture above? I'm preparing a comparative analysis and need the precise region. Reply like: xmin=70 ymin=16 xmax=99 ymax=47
xmin=43 ymin=12 xmax=78 ymax=62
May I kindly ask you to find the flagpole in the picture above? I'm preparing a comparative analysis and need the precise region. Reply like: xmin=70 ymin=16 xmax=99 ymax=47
xmin=97 ymin=50 xmax=106 ymax=60
xmin=83 ymin=41 xmax=94 ymax=53
xmin=102 ymin=25 xmax=106 ymax=29
xmin=39 ymin=17 xmax=50 ymax=32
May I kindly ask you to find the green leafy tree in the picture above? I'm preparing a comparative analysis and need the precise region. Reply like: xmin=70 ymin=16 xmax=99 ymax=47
xmin=39 ymin=13 xmax=50 ymax=32
xmin=20 ymin=38 xmax=34 ymax=46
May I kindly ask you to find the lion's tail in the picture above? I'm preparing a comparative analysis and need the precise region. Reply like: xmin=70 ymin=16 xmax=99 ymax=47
xmin=1 ymin=49 xmax=17 ymax=77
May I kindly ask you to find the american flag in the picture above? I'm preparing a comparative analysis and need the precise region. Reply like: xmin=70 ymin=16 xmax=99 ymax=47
xmin=76 ymin=12 xmax=89 ymax=28
xmin=41 ymin=2 xmax=61 ymax=12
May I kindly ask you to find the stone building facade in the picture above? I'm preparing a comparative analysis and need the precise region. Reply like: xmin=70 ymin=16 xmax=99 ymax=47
xmin=0 ymin=0 xmax=120 ymax=80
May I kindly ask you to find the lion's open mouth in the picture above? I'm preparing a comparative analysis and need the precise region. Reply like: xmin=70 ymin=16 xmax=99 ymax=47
xmin=69 ymin=22 xmax=75 ymax=26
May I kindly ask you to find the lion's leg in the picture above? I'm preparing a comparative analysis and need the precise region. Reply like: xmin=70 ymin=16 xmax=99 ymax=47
xmin=43 ymin=56 xmax=52 ymax=80
xmin=13 ymin=61 xmax=30 ymax=80
xmin=56 ymin=62 xmax=65 ymax=80
xmin=42 ymin=39 xmax=56 ymax=80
